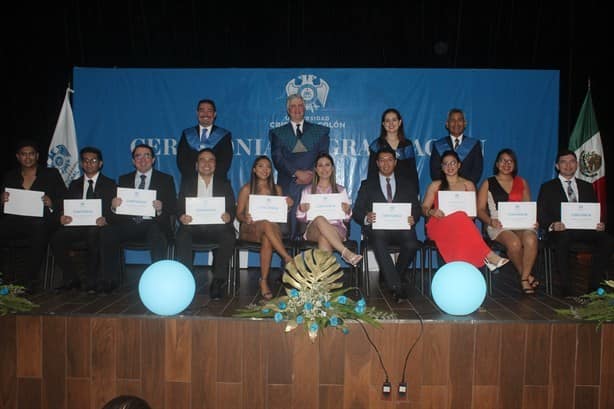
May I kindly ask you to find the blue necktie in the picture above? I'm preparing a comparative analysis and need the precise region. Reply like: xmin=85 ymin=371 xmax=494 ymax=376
xmin=201 ymin=128 xmax=208 ymax=143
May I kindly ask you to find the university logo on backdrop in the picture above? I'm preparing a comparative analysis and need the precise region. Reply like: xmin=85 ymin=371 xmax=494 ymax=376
xmin=285 ymin=74 xmax=330 ymax=112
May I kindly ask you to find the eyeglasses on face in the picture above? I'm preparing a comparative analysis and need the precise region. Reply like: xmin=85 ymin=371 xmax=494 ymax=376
xmin=81 ymin=158 xmax=100 ymax=164
xmin=442 ymin=160 xmax=458 ymax=167
xmin=498 ymin=158 xmax=514 ymax=164
xmin=134 ymin=153 xmax=153 ymax=160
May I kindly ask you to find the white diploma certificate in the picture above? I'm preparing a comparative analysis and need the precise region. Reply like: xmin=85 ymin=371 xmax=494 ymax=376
xmin=115 ymin=187 xmax=156 ymax=217
xmin=498 ymin=201 xmax=536 ymax=230
xmin=63 ymin=199 xmax=102 ymax=226
xmin=185 ymin=197 xmax=225 ymax=225
xmin=438 ymin=191 xmax=477 ymax=217
xmin=372 ymin=202 xmax=412 ymax=230
xmin=306 ymin=193 xmax=345 ymax=221
xmin=249 ymin=194 xmax=287 ymax=223
xmin=3 ymin=188 xmax=44 ymax=217
xmin=561 ymin=202 xmax=600 ymax=230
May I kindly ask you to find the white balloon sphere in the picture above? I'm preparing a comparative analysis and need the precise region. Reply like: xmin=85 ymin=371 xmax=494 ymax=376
xmin=138 ymin=260 xmax=196 ymax=316
xmin=431 ymin=261 xmax=487 ymax=315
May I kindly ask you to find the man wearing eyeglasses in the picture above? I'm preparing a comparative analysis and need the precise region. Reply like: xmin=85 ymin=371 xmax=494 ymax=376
xmin=50 ymin=146 xmax=116 ymax=293
xmin=99 ymin=144 xmax=177 ymax=293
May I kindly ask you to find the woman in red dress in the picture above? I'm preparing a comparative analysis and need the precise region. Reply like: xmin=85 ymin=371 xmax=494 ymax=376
xmin=422 ymin=150 xmax=509 ymax=270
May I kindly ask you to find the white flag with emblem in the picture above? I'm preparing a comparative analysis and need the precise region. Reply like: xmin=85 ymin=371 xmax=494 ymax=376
xmin=47 ymin=87 xmax=80 ymax=187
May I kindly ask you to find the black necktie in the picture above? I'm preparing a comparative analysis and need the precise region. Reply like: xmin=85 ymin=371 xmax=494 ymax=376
xmin=296 ymin=123 xmax=303 ymax=139
xmin=134 ymin=175 xmax=147 ymax=223
xmin=86 ymin=179 xmax=95 ymax=199
xmin=386 ymin=177 xmax=393 ymax=203
xmin=454 ymin=137 xmax=460 ymax=150
xmin=566 ymin=180 xmax=577 ymax=202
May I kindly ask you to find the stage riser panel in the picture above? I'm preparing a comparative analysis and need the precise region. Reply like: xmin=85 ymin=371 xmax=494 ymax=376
xmin=0 ymin=316 xmax=612 ymax=409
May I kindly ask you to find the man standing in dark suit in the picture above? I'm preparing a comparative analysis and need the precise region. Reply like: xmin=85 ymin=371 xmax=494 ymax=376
xmin=0 ymin=140 xmax=66 ymax=290
xmin=537 ymin=149 xmax=613 ymax=296
xmin=175 ymin=148 xmax=236 ymax=300
xmin=270 ymin=94 xmax=330 ymax=237
xmin=99 ymin=144 xmax=177 ymax=293
xmin=429 ymin=108 xmax=483 ymax=185
xmin=177 ymin=99 xmax=233 ymax=180
xmin=51 ymin=147 xmax=116 ymax=293
xmin=353 ymin=148 xmax=422 ymax=302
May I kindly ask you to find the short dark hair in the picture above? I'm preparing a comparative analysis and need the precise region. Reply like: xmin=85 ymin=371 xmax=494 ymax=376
xmin=80 ymin=146 xmax=103 ymax=162
xmin=493 ymin=148 xmax=518 ymax=177
xmin=197 ymin=148 xmax=216 ymax=159
xmin=197 ymin=99 xmax=217 ymax=111
xmin=556 ymin=149 xmax=577 ymax=162
xmin=15 ymin=139 xmax=40 ymax=153
xmin=376 ymin=147 xmax=396 ymax=161
xmin=101 ymin=395 xmax=151 ymax=409
xmin=131 ymin=144 xmax=155 ymax=159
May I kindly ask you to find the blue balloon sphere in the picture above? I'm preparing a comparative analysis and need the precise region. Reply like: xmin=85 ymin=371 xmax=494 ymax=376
xmin=138 ymin=260 xmax=196 ymax=316
xmin=431 ymin=261 xmax=487 ymax=316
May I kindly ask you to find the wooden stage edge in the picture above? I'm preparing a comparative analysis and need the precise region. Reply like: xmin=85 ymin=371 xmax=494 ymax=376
xmin=1 ymin=314 xmax=613 ymax=409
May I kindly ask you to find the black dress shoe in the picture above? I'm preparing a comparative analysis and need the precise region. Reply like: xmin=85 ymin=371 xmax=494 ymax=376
xmin=392 ymin=287 xmax=408 ymax=303
xmin=54 ymin=279 xmax=81 ymax=292
xmin=209 ymin=279 xmax=226 ymax=300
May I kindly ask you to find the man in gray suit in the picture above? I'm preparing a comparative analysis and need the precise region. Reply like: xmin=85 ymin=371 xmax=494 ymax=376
xmin=269 ymin=94 xmax=330 ymax=237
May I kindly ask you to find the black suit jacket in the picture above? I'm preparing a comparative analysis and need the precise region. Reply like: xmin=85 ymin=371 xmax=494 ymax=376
xmin=65 ymin=173 xmax=117 ymax=221
xmin=353 ymin=174 xmax=422 ymax=231
xmin=177 ymin=174 xmax=236 ymax=224
xmin=110 ymin=169 xmax=177 ymax=236
xmin=537 ymin=177 xmax=597 ymax=230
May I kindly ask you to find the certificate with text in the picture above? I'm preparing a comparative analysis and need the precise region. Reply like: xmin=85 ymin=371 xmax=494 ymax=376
xmin=3 ymin=188 xmax=44 ymax=217
xmin=63 ymin=199 xmax=102 ymax=226
xmin=249 ymin=194 xmax=287 ymax=223
xmin=306 ymin=194 xmax=345 ymax=221
xmin=438 ymin=191 xmax=476 ymax=217
xmin=372 ymin=202 xmax=412 ymax=230
xmin=498 ymin=201 xmax=536 ymax=230
xmin=115 ymin=187 xmax=156 ymax=217
xmin=186 ymin=197 xmax=225 ymax=225
xmin=561 ymin=202 xmax=600 ymax=230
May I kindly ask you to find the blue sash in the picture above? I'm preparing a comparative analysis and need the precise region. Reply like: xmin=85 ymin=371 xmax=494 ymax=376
xmin=369 ymin=138 xmax=416 ymax=160
xmin=184 ymin=126 xmax=229 ymax=150
xmin=434 ymin=136 xmax=478 ymax=161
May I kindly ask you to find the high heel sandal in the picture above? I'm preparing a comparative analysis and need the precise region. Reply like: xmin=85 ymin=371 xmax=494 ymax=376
xmin=341 ymin=248 xmax=363 ymax=267
xmin=527 ymin=275 xmax=540 ymax=289
xmin=483 ymin=256 xmax=510 ymax=272
xmin=258 ymin=277 xmax=273 ymax=300
xmin=520 ymin=279 xmax=535 ymax=295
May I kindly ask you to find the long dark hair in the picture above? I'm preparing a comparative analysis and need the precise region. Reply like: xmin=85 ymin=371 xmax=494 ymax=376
xmin=438 ymin=150 xmax=461 ymax=191
xmin=378 ymin=108 xmax=407 ymax=143
xmin=249 ymin=155 xmax=277 ymax=195
xmin=311 ymin=152 xmax=339 ymax=194
xmin=493 ymin=148 xmax=518 ymax=177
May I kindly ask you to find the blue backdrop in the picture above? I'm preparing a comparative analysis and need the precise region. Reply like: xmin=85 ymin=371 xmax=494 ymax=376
xmin=73 ymin=68 xmax=559 ymax=265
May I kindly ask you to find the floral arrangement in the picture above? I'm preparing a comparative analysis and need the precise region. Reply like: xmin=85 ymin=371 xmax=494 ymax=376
xmin=0 ymin=273 xmax=38 ymax=316
xmin=235 ymin=248 xmax=395 ymax=342
xmin=556 ymin=280 xmax=614 ymax=328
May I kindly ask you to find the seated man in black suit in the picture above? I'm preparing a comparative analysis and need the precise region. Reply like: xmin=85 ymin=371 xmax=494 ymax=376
xmin=50 ymin=147 xmax=116 ymax=293
xmin=100 ymin=144 xmax=177 ymax=293
xmin=537 ymin=149 xmax=613 ymax=296
xmin=353 ymin=147 xmax=422 ymax=301
xmin=175 ymin=148 xmax=236 ymax=300
xmin=0 ymin=140 xmax=66 ymax=290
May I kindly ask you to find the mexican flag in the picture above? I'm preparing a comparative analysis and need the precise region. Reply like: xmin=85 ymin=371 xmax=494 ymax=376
xmin=568 ymin=89 xmax=606 ymax=220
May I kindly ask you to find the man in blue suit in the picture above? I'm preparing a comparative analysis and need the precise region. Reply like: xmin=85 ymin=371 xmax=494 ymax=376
xmin=269 ymin=94 xmax=330 ymax=237
xmin=177 ymin=99 xmax=233 ymax=180
xmin=429 ymin=108 xmax=483 ymax=185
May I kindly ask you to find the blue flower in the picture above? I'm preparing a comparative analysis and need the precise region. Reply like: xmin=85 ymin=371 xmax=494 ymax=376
xmin=262 ymin=308 xmax=270 ymax=313
xmin=597 ymin=288 xmax=605 ymax=296
xmin=341 ymin=327 xmax=349 ymax=335
xmin=357 ymin=298 xmax=366 ymax=307
xmin=0 ymin=287 xmax=9 ymax=296
xmin=304 ymin=302 xmax=313 ymax=311
xmin=290 ymin=289 xmax=299 ymax=298
xmin=278 ymin=301 xmax=287 ymax=310
xmin=324 ymin=301 xmax=331 ymax=308
xmin=296 ymin=315 xmax=304 ymax=324
xmin=274 ymin=312 xmax=283 ymax=322
xmin=354 ymin=305 xmax=365 ymax=314
xmin=310 ymin=322 xmax=319 ymax=332
xmin=336 ymin=295 xmax=347 ymax=304
xmin=329 ymin=316 xmax=339 ymax=326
